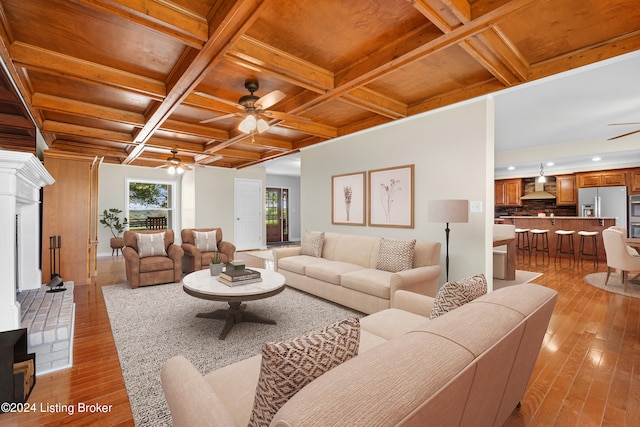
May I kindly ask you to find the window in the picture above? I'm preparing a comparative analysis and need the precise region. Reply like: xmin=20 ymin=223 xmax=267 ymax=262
xmin=126 ymin=180 xmax=177 ymax=230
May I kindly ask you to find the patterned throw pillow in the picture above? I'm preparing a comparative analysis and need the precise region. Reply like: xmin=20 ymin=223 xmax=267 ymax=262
xmin=376 ymin=238 xmax=416 ymax=272
xmin=136 ymin=232 xmax=167 ymax=258
xmin=300 ymin=231 xmax=325 ymax=257
xmin=429 ymin=274 xmax=487 ymax=319
xmin=248 ymin=317 xmax=360 ymax=427
xmin=193 ymin=230 xmax=218 ymax=252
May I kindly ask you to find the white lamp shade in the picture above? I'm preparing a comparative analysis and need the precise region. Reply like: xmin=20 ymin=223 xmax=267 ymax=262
xmin=428 ymin=199 xmax=469 ymax=223
xmin=256 ymin=118 xmax=269 ymax=133
xmin=167 ymin=165 xmax=176 ymax=175
xmin=238 ymin=115 xmax=257 ymax=133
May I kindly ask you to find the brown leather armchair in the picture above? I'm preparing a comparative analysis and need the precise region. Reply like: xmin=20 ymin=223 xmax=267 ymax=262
xmin=181 ymin=228 xmax=236 ymax=273
xmin=123 ymin=229 xmax=184 ymax=288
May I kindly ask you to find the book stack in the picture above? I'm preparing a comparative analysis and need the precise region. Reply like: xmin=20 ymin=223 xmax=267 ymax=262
xmin=218 ymin=268 xmax=262 ymax=287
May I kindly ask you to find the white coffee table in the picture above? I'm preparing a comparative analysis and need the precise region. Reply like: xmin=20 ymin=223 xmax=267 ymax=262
xmin=182 ymin=267 xmax=285 ymax=339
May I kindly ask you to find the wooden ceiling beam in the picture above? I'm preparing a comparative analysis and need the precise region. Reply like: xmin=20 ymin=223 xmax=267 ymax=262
xmin=42 ymin=120 xmax=133 ymax=143
xmin=160 ymin=119 xmax=229 ymax=140
xmin=0 ymin=112 xmax=33 ymax=129
xmin=408 ymin=78 xmax=504 ymax=115
xmin=476 ymin=26 xmax=529 ymax=81
xmin=49 ymin=139 xmax=128 ymax=157
xmin=144 ymin=136 xmax=207 ymax=153
xmin=32 ymin=93 xmax=146 ymax=125
xmin=341 ymin=87 xmax=408 ymax=119
xmin=459 ymin=37 xmax=521 ymax=86
xmin=248 ymin=135 xmax=293 ymax=151
xmin=78 ymin=0 xmax=208 ymax=49
xmin=11 ymin=42 xmax=166 ymax=99
xmin=275 ymin=120 xmax=337 ymax=139
xmin=409 ymin=0 xmax=462 ymax=32
xmin=215 ymin=147 xmax=261 ymax=160
xmin=184 ymin=92 xmax=240 ymax=115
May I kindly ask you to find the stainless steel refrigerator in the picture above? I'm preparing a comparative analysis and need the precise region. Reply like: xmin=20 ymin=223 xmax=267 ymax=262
xmin=578 ymin=185 xmax=627 ymax=230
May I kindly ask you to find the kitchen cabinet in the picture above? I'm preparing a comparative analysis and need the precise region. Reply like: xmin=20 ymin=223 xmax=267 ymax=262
xmin=629 ymin=169 xmax=640 ymax=194
xmin=577 ymin=171 xmax=626 ymax=188
xmin=495 ymin=179 xmax=522 ymax=206
xmin=555 ymin=174 xmax=577 ymax=205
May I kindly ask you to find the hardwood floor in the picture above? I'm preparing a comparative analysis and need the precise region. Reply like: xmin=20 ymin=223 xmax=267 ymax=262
xmin=2 ymin=251 xmax=638 ymax=426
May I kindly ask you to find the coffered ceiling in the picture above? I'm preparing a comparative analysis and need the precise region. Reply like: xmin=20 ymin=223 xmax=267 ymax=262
xmin=0 ymin=0 xmax=638 ymax=171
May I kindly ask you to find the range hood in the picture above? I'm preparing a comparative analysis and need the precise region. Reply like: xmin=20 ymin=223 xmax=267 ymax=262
xmin=520 ymin=182 xmax=556 ymax=200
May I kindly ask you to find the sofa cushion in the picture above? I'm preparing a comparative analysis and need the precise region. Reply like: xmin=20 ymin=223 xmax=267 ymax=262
xmin=300 ymin=231 xmax=325 ymax=257
xmin=360 ymin=308 xmax=429 ymax=340
xmin=305 ymin=261 xmax=365 ymax=285
xmin=249 ymin=317 xmax=360 ymax=427
xmin=193 ymin=229 xmax=218 ymax=252
xmin=376 ymin=238 xmax=416 ymax=272
xmin=277 ymin=255 xmax=328 ymax=275
xmin=136 ymin=232 xmax=167 ymax=258
xmin=430 ymin=274 xmax=487 ymax=319
xmin=340 ymin=268 xmax=393 ymax=299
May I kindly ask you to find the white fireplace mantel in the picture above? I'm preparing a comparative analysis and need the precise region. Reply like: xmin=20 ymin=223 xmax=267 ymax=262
xmin=0 ymin=150 xmax=54 ymax=332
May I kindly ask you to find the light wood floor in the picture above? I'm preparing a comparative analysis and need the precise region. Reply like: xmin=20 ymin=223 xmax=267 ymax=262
xmin=3 ymin=251 xmax=639 ymax=426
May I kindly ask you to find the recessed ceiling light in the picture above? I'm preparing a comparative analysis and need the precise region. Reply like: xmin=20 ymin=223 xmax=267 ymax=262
xmin=508 ymin=166 xmax=515 ymax=170
xmin=546 ymin=162 xmax=554 ymax=166
xmin=592 ymin=157 xmax=601 ymax=161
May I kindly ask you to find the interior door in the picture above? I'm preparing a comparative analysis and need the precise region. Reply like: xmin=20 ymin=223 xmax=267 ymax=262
xmin=234 ymin=179 xmax=263 ymax=250
xmin=266 ymin=188 xmax=282 ymax=243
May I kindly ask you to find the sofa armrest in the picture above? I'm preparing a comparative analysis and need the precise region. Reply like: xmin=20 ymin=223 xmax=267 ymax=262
xmin=389 ymin=265 xmax=441 ymax=305
xmin=181 ymin=242 xmax=200 ymax=257
xmin=167 ymin=244 xmax=184 ymax=261
xmin=392 ymin=290 xmax=434 ymax=317
xmin=161 ymin=356 xmax=236 ymax=427
xmin=273 ymin=247 xmax=302 ymax=270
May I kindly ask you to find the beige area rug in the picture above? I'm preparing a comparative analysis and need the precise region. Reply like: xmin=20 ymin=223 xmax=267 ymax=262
xmin=583 ymin=272 xmax=640 ymax=298
xmin=493 ymin=270 xmax=543 ymax=290
xmin=243 ymin=249 xmax=274 ymax=261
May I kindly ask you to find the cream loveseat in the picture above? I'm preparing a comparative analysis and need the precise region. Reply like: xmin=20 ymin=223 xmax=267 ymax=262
xmin=161 ymin=283 xmax=557 ymax=426
xmin=273 ymin=232 xmax=441 ymax=314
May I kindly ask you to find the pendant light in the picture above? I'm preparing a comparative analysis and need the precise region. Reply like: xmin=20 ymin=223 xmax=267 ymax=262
xmin=537 ymin=163 xmax=546 ymax=183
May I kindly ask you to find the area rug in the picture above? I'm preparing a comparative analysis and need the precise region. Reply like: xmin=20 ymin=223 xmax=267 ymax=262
xmin=243 ymin=249 xmax=274 ymax=261
xmin=102 ymin=282 xmax=362 ymax=426
xmin=583 ymin=272 xmax=640 ymax=298
xmin=493 ymin=270 xmax=543 ymax=290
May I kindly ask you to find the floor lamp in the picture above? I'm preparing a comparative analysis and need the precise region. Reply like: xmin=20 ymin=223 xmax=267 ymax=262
xmin=428 ymin=199 xmax=469 ymax=282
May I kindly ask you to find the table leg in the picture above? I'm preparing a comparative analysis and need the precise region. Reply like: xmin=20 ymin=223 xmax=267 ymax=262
xmin=196 ymin=301 xmax=277 ymax=340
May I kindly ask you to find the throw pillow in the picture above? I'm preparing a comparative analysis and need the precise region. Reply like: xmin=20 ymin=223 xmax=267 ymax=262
xmin=300 ymin=231 xmax=325 ymax=257
xmin=136 ymin=232 xmax=167 ymax=258
xmin=429 ymin=274 xmax=487 ymax=320
xmin=248 ymin=317 xmax=360 ymax=427
xmin=376 ymin=238 xmax=416 ymax=272
xmin=193 ymin=230 xmax=218 ymax=252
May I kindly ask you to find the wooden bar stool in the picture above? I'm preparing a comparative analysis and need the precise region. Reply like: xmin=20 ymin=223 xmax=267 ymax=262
xmin=530 ymin=229 xmax=550 ymax=262
xmin=578 ymin=231 xmax=599 ymax=267
xmin=515 ymin=228 xmax=531 ymax=260
xmin=554 ymin=230 xmax=576 ymax=266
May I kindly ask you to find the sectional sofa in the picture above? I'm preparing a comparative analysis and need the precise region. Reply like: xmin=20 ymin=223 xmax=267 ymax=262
xmin=161 ymin=283 xmax=557 ymax=426
xmin=273 ymin=232 xmax=442 ymax=314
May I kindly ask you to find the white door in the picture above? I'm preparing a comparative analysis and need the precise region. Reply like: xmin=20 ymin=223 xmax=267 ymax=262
xmin=234 ymin=178 xmax=263 ymax=250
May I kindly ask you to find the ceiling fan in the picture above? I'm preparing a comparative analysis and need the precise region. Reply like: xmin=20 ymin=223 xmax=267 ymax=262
xmin=160 ymin=150 xmax=192 ymax=175
xmin=199 ymin=79 xmax=287 ymax=134
xmin=607 ymin=121 xmax=640 ymax=140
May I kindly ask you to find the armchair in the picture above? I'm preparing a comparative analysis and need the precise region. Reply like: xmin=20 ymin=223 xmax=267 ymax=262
xmin=181 ymin=228 xmax=236 ymax=273
xmin=602 ymin=227 xmax=640 ymax=290
xmin=122 ymin=229 xmax=184 ymax=288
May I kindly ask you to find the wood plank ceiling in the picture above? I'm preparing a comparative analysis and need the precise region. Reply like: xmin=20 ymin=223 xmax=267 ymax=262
xmin=0 ymin=0 xmax=638 ymax=170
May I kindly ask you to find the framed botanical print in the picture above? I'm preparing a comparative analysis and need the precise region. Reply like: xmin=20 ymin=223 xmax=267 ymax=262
xmin=368 ymin=164 xmax=414 ymax=228
xmin=332 ymin=171 xmax=366 ymax=225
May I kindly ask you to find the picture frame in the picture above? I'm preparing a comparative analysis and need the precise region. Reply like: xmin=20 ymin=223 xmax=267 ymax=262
xmin=368 ymin=164 xmax=414 ymax=228
xmin=332 ymin=171 xmax=366 ymax=225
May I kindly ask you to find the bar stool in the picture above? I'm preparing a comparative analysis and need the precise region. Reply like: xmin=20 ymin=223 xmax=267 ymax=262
xmin=555 ymin=230 xmax=576 ymax=266
xmin=515 ymin=228 xmax=531 ymax=260
xmin=530 ymin=229 xmax=550 ymax=262
xmin=578 ymin=231 xmax=599 ymax=267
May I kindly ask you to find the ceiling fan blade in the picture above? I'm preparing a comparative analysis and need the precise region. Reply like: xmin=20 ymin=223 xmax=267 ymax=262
xmin=200 ymin=112 xmax=240 ymax=124
xmin=255 ymin=90 xmax=286 ymax=110
xmin=264 ymin=110 xmax=311 ymax=122
xmin=608 ymin=128 xmax=640 ymax=140
xmin=608 ymin=122 xmax=640 ymax=126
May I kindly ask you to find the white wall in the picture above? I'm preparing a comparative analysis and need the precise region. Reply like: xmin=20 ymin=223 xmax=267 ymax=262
xmin=266 ymin=174 xmax=301 ymax=242
xmin=301 ymin=98 xmax=495 ymax=287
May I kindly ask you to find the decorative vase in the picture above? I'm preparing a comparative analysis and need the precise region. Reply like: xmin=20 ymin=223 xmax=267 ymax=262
xmin=110 ymin=237 xmax=125 ymax=256
xmin=209 ymin=263 xmax=224 ymax=276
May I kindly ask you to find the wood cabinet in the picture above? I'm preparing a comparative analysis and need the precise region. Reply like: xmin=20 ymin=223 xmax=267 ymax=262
xmin=555 ymin=175 xmax=577 ymax=205
xmin=495 ymin=179 xmax=522 ymax=206
xmin=577 ymin=170 xmax=626 ymax=188
xmin=629 ymin=169 xmax=640 ymax=194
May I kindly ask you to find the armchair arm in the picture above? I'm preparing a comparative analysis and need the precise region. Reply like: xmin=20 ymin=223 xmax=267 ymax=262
xmin=167 ymin=244 xmax=184 ymax=261
xmin=122 ymin=246 xmax=140 ymax=288
xmin=392 ymin=290 xmax=434 ymax=317
xmin=218 ymin=241 xmax=236 ymax=260
xmin=161 ymin=356 xmax=235 ymax=427
xmin=389 ymin=265 xmax=441 ymax=306
xmin=181 ymin=242 xmax=200 ymax=257
xmin=273 ymin=247 xmax=302 ymax=270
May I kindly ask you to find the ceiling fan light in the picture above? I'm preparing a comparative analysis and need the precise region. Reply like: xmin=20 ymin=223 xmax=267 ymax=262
xmin=256 ymin=118 xmax=269 ymax=133
xmin=167 ymin=165 xmax=176 ymax=175
xmin=238 ymin=115 xmax=256 ymax=133
xmin=176 ymin=166 xmax=184 ymax=175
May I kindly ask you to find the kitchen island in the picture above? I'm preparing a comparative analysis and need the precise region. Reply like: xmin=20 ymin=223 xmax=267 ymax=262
xmin=499 ymin=217 xmax=616 ymax=263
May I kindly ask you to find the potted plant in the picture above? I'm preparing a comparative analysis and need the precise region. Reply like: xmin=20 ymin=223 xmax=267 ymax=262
xmin=100 ymin=208 xmax=129 ymax=255
xmin=209 ymin=251 xmax=224 ymax=276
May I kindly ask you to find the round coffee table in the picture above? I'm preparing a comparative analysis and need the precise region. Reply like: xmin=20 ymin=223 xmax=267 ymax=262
xmin=182 ymin=267 xmax=285 ymax=339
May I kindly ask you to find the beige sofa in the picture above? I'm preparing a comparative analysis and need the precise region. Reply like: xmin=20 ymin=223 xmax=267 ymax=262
xmin=161 ymin=283 xmax=557 ymax=426
xmin=273 ymin=232 xmax=441 ymax=314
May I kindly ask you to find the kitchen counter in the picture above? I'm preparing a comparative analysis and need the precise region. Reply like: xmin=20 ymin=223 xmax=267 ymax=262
xmin=499 ymin=216 xmax=616 ymax=262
